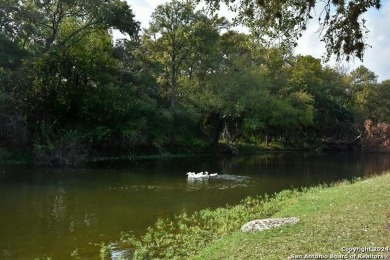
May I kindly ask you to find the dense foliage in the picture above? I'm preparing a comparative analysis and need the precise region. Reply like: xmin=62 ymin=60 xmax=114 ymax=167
xmin=1 ymin=0 xmax=389 ymax=164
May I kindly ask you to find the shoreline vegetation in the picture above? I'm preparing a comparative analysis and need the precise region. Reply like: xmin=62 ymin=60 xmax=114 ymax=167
xmin=0 ymin=142 xmax=317 ymax=166
xmin=0 ymin=143 xmax=277 ymax=166
xmin=1 ymin=138 xmax=390 ymax=171
xmin=0 ymin=139 xmax=385 ymax=166
xmin=99 ymin=172 xmax=390 ymax=259
xmin=3 ymin=118 xmax=390 ymax=166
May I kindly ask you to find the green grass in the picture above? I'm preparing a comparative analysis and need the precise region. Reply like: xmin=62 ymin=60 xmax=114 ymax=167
xmin=194 ymin=174 xmax=390 ymax=259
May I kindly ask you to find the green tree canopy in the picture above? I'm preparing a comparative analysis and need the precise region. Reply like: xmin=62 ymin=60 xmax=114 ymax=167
xmin=0 ymin=0 xmax=139 ymax=53
xmin=346 ymin=65 xmax=378 ymax=120
xmin=202 ymin=0 xmax=382 ymax=61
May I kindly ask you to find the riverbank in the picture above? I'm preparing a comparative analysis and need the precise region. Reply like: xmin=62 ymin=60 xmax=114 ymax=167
xmin=118 ymin=172 xmax=390 ymax=259
xmin=0 ymin=142 xmax=301 ymax=166
xmin=195 ymin=173 xmax=390 ymax=259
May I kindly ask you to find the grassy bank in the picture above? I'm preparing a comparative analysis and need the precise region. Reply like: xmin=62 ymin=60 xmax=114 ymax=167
xmin=116 ymin=173 xmax=390 ymax=259
xmin=196 ymin=173 xmax=390 ymax=259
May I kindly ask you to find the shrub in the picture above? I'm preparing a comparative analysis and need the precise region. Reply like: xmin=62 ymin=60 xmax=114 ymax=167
xmin=364 ymin=119 xmax=390 ymax=152
xmin=33 ymin=126 xmax=88 ymax=165
xmin=0 ymin=147 xmax=11 ymax=162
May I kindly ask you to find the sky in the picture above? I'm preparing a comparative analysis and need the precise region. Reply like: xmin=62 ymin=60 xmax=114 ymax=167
xmin=127 ymin=0 xmax=390 ymax=82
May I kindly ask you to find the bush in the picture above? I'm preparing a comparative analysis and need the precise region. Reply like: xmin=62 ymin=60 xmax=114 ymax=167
xmin=33 ymin=127 xmax=88 ymax=165
xmin=364 ymin=119 xmax=390 ymax=152
xmin=0 ymin=147 xmax=11 ymax=162
xmin=0 ymin=90 xmax=29 ymax=148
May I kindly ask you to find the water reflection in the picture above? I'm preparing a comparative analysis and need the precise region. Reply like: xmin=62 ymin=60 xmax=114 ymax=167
xmin=1 ymin=152 xmax=390 ymax=259
xmin=187 ymin=178 xmax=209 ymax=191
xmin=213 ymin=174 xmax=251 ymax=181
xmin=363 ymin=153 xmax=390 ymax=176
xmin=186 ymin=174 xmax=252 ymax=191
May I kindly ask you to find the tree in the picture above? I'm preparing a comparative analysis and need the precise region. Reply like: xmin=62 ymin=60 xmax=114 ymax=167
xmin=0 ymin=0 xmax=159 ymax=163
xmin=366 ymin=80 xmax=390 ymax=122
xmin=286 ymin=56 xmax=356 ymax=142
xmin=143 ymin=0 xmax=227 ymax=107
xmin=202 ymin=0 xmax=382 ymax=61
xmin=196 ymin=31 xmax=260 ymax=145
xmin=0 ymin=0 xmax=139 ymax=53
xmin=345 ymin=65 xmax=378 ymax=120
xmin=194 ymin=31 xmax=314 ymax=146
xmin=179 ymin=15 xmax=228 ymax=94
xmin=143 ymin=0 xmax=197 ymax=107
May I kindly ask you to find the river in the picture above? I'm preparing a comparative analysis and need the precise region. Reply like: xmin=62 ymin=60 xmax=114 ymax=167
xmin=1 ymin=152 xmax=390 ymax=259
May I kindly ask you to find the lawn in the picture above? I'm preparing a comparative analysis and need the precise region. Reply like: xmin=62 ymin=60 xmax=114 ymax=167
xmin=194 ymin=173 xmax=390 ymax=259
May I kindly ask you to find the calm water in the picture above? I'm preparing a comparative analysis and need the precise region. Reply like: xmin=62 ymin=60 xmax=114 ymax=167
xmin=1 ymin=152 xmax=390 ymax=259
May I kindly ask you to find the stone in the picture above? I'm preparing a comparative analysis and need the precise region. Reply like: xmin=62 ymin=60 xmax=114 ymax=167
xmin=240 ymin=217 xmax=299 ymax=232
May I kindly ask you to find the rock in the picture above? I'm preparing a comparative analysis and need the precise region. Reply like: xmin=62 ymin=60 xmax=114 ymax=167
xmin=240 ymin=217 xmax=299 ymax=233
